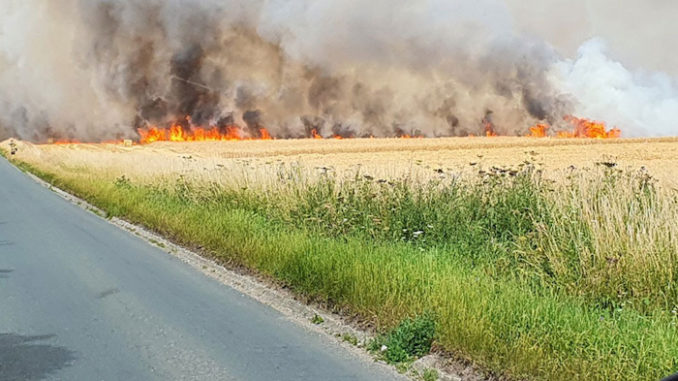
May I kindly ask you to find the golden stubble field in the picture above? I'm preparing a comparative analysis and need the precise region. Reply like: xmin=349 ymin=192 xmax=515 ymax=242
xmin=3 ymin=137 xmax=678 ymax=188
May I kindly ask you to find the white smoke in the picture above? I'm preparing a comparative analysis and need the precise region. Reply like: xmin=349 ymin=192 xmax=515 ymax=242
xmin=548 ymin=39 xmax=678 ymax=137
xmin=0 ymin=0 xmax=132 ymax=141
xmin=0 ymin=0 xmax=675 ymax=141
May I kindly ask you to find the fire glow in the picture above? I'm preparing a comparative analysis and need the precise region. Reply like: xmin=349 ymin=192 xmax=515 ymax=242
xmin=47 ymin=115 xmax=622 ymax=145
xmin=527 ymin=116 xmax=621 ymax=139
xmin=137 ymin=123 xmax=273 ymax=144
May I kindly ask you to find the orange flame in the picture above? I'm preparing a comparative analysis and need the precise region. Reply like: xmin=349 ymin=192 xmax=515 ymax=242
xmin=527 ymin=124 xmax=549 ymax=137
xmin=311 ymin=128 xmax=323 ymax=139
xmin=398 ymin=134 xmax=425 ymax=139
xmin=53 ymin=139 xmax=82 ymax=145
xmin=484 ymin=122 xmax=497 ymax=137
xmin=137 ymin=122 xmax=273 ymax=144
xmin=527 ymin=116 xmax=621 ymax=139
xmin=559 ymin=116 xmax=621 ymax=138
xmin=45 ymin=114 xmax=622 ymax=145
xmin=260 ymin=128 xmax=272 ymax=140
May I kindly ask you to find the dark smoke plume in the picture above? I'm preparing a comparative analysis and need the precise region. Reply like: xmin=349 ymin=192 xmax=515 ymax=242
xmin=0 ymin=0 xmax=675 ymax=141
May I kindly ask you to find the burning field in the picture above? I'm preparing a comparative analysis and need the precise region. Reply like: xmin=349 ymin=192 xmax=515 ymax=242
xmin=3 ymin=135 xmax=678 ymax=380
xmin=132 ymin=114 xmax=622 ymax=143
xmin=2 ymin=0 xmax=678 ymax=380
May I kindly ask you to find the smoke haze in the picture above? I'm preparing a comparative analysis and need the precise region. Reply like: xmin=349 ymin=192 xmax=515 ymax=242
xmin=0 ymin=0 xmax=676 ymax=141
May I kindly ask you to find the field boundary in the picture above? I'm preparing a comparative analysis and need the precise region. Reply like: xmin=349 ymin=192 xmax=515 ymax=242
xmin=60 ymin=136 xmax=678 ymax=160
xmin=2 ymin=153 xmax=479 ymax=381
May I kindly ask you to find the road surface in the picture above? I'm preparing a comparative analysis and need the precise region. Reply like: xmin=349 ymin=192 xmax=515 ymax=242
xmin=0 ymin=157 xmax=401 ymax=380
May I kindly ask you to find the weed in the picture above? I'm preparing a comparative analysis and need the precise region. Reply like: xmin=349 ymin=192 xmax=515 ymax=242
xmin=395 ymin=361 xmax=412 ymax=374
xmin=341 ymin=333 xmax=358 ymax=346
xmin=311 ymin=314 xmax=324 ymax=325
xmin=87 ymin=207 xmax=105 ymax=218
xmin=114 ymin=175 xmax=132 ymax=190
xmin=148 ymin=239 xmax=166 ymax=249
xmin=422 ymin=368 xmax=438 ymax=381
xmin=370 ymin=313 xmax=436 ymax=364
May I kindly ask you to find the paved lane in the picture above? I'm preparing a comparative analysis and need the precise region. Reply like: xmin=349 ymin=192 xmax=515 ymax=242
xmin=0 ymin=157 xmax=400 ymax=380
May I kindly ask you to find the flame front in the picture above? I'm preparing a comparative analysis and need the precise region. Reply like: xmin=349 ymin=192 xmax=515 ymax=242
xmin=310 ymin=129 xmax=323 ymax=139
xmin=484 ymin=121 xmax=498 ymax=137
xmin=138 ymin=122 xmax=273 ymax=144
xmin=558 ymin=116 xmax=621 ymax=138
xmin=45 ymin=114 xmax=622 ymax=145
xmin=138 ymin=115 xmax=622 ymax=144
xmin=528 ymin=116 xmax=621 ymax=139
xmin=528 ymin=124 xmax=549 ymax=137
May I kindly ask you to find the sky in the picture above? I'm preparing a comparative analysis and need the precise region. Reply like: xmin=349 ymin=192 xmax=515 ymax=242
xmin=1 ymin=0 xmax=675 ymax=140
xmin=505 ymin=0 xmax=678 ymax=76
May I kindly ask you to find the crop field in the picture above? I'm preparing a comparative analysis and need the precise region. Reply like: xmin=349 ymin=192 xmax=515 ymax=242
xmin=6 ymin=137 xmax=678 ymax=187
xmin=3 ymin=136 xmax=678 ymax=380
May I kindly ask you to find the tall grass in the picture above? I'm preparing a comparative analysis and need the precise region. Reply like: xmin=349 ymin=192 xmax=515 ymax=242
xmin=170 ymin=161 xmax=678 ymax=314
xmin=4 ymin=150 xmax=678 ymax=380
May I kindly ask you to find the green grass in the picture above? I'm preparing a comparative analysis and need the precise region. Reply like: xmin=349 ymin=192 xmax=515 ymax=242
xmin=5 ymin=153 xmax=678 ymax=380
xmin=422 ymin=368 xmax=439 ymax=381
xmin=368 ymin=313 xmax=436 ymax=364
xmin=341 ymin=333 xmax=358 ymax=346
xmin=311 ymin=314 xmax=325 ymax=325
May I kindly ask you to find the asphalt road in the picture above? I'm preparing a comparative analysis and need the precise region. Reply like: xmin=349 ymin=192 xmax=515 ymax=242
xmin=0 ymin=157 xmax=401 ymax=381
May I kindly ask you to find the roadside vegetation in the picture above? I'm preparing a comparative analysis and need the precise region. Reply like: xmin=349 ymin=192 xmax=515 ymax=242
xmin=2 ymin=142 xmax=677 ymax=380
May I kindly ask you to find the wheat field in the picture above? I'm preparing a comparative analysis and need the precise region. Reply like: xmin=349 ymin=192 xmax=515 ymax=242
xmin=4 ymin=137 xmax=678 ymax=188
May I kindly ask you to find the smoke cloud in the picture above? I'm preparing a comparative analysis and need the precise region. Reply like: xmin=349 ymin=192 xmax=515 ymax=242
xmin=0 ymin=0 xmax=675 ymax=141
xmin=549 ymin=39 xmax=678 ymax=137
